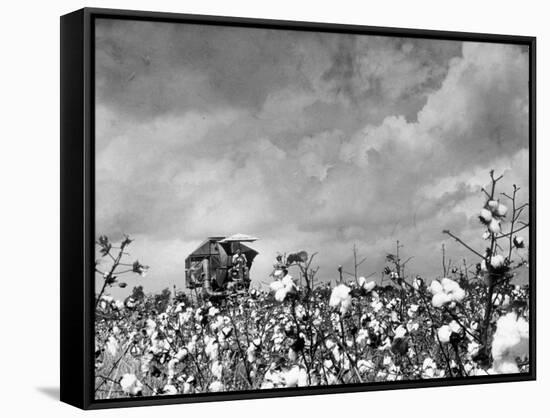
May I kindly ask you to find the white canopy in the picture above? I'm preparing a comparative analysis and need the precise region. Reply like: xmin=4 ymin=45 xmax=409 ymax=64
xmin=219 ymin=233 xmax=259 ymax=243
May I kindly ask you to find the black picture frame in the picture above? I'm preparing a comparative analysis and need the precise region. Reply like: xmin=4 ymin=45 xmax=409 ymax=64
xmin=60 ymin=7 xmax=536 ymax=410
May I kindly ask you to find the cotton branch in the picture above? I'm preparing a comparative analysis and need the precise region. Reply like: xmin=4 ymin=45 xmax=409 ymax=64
xmin=442 ymin=230 xmax=485 ymax=259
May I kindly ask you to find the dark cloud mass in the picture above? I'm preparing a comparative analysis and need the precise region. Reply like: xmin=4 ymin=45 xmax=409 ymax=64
xmin=95 ymin=19 xmax=530 ymax=297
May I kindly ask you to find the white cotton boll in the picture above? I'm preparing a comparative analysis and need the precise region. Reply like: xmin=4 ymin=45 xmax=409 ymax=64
xmin=205 ymin=339 xmax=219 ymax=361
xmin=340 ymin=297 xmax=352 ymax=314
xmin=371 ymin=300 xmax=383 ymax=312
xmin=167 ymin=358 xmax=179 ymax=379
xmin=487 ymin=200 xmax=499 ymax=211
xmin=449 ymin=320 xmax=461 ymax=334
xmin=270 ymin=280 xmax=284 ymax=292
xmin=183 ymin=382 xmax=193 ymax=394
xmin=432 ymin=292 xmax=451 ymax=308
xmin=329 ymin=284 xmax=350 ymax=306
xmin=495 ymin=203 xmax=508 ymax=218
xmin=482 ymin=231 xmax=490 ymax=240
xmin=406 ymin=321 xmax=419 ymax=333
xmin=429 ymin=280 xmax=443 ymax=295
xmin=358 ymin=276 xmax=376 ymax=292
xmin=441 ymin=278 xmax=466 ymax=303
xmin=394 ymin=325 xmax=407 ymax=339
xmin=490 ymin=254 xmax=506 ymax=269
xmin=467 ymin=341 xmax=480 ymax=358
xmin=162 ymin=384 xmax=178 ymax=395
xmin=211 ymin=361 xmax=223 ymax=379
xmin=145 ymin=318 xmax=156 ymax=337
xmin=480 ymin=260 xmax=488 ymax=272
xmin=247 ymin=345 xmax=257 ymax=363
xmin=489 ymin=218 xmax=501 ymax=234
xmin=105 ymin=336 xmax=119 ymax=356
xmin=422 ymin=357 xmax=437 ymax=378
xmin=113 ymin=300 xmax=124 ymax=310
xmin=284 ymin=366 xmax=308 ymax=387
xmin=438 ymin=325 xmax=452 ymax=344
xmin=120 ymin=374 xmax=143 ymax=396
xmin=274 ymin=287 xmax=288 ymax=302
xmin=288 ymin=347 xmax=298 ymax=362
xmin=282 ymin=275 xmax=295 ymax=289
xmin=140 ymin=352 xmax=154 ymax=373
xmin=175 ymin=348 xmax=188 ymax=361
xmin=209 ymin=380 xmax=224 ymax=392
xmin=492 ymin=359 xmax=519 ymax=374
xmin=479 ymin=208 xmax=493 ymax=224
xmin=329 ymin=284 xmax=352 ymax=314
xmin=208 ymin=306 xmax=220 ymax=317
xmin=492 ymin=313 xmax=529 ymax=361
xmin=295 ymin=304 xmax=306 ymax=320
xmin=363 ymin=281 xmax=376 ymax=292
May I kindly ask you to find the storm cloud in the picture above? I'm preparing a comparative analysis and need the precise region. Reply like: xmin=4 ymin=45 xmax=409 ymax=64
xmin=94 ymin=19 xmax=529 ymax=297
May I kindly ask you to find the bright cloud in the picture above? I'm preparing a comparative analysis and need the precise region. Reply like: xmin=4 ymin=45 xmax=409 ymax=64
xmin=94 ymin=19 xmax=529 ymax=298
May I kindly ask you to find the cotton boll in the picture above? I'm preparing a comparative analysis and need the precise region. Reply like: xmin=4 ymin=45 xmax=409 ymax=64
xmin=482 ymin=231 xmax=490 ymax=240
xmin=120 ymin=374 xmax=143 ymax=396
xmin=329 ymin=284 xmax=352 ymax=314
xmin=480 ymin=260 xmax=488 ymax=272
xmin=432 ymin=292 xmax=451 ymax=308
xmin=208 ymin=306 xmax=220 ymax=317
xmin=479 ymin=208 xmax=493 ymax=224
xmin=274 ymin=287 xmax=288 ymax=302
xmin=105 ymin=336 xmax=119 ymax=356
xmin=284 ymin=366 xmax=308 ymax=387
xmin=422 ymin=357 xmax=437 ymax=378
xmin=282 ymin=275 xmax=296 ymax=289
xmin=492 ymin=359 xmax=519 ymax=374
xmin=394 ymin=325 xmax=407 ymax=339
xmin=490 ymin=254 xmax=506 ymax=269
xmin=491 ymin=312 xmax=529 ymax=374
xmin=467 ymin=341 xmax=480 ymax=359
xmin=488 ymin=218 xmax=501 ymax=234
xmin=145 ymin=318 xmax=156 ymax=337
xmin=204 ymin=338 xmax=219 ymax=361
xmin=167 ymin=358 xmax=179 ymax=379
xmin=358 ymin=276 xmax=376 ymax=292
xmin=270 ymin=280 xmax=284 ymax=292
xmin=288 ymin=347 xmax=298 ymax=362
xmin=162 ymin=384 xmax=178 ymax=395
xmin=339 ymin=296 xmax=352 ymax=314
xmin=495 ymin=203 xmax=508 ymax=218
xmin=487 ymin=200 xmax=499 ymax=211
xmin=211 ymin=361 xmax=223 ymax=380
xmin=208 ymin=380 xmax=224 ymax=392
xmin=429 ymin=280 xmax=443 ymax=295
xmin=449 ymin=320 xmax=461 ymax=334
xmin=247 ymin=344 xmax=257 ymax=363
xmin=175 ymin=348 xmax=188 ymax=361
xmin=441 ymin=278 xmax=465 ymax=303
xmin=438 ymin=325 xmax=452 ymax=344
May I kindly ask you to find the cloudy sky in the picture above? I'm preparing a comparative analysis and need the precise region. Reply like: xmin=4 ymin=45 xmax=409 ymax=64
xmin=94 ymin=18 xmax=530 ymax=297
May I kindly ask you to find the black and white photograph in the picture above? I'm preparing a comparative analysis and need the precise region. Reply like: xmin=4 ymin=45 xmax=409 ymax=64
xmin=92 ymin=16 xmax=533 ymax=400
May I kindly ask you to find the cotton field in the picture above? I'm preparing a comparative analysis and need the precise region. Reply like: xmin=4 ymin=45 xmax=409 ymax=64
xmin=94 ymin=172 xmax=530 ymax=399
